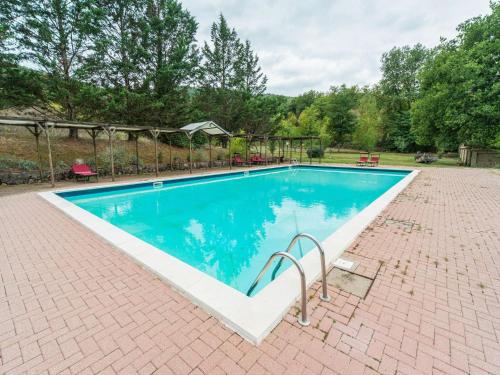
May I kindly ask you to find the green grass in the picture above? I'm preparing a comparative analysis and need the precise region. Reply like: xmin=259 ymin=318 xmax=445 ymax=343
xmin=284 ymin=150 xmax=459 ymax=168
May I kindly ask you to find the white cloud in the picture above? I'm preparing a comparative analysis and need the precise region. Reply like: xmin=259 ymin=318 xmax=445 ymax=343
xmin=182 ymin=0 xmax=492 ymax=95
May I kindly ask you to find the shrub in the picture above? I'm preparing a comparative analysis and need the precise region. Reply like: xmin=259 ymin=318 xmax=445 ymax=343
xmin=306 ymin=148 xmax=325 ymax=158
xmin=215 ymin=149 xmax=227 ymax=161
xmin=0 ymin=155 xmax=38 ymax=171
xmin=193 ymin=149 xmax=206 ymax=162
xmin=98 ymin=146 xmax=132 ymax=172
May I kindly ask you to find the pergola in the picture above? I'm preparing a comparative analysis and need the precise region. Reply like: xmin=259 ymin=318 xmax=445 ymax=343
xmin=0 ymin=115 xmax=324 ymax=187
xmin=232 ymin=134 xmax=322 ymax=165
xmin=179 ymin=121 xmax=232 ymax=173
xmin=0 ymin=115 xmax=181 ymax=187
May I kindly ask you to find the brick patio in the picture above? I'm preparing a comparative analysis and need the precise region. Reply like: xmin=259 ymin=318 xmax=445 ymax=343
xmin=1 ymin=167 xmax=499 ymax=374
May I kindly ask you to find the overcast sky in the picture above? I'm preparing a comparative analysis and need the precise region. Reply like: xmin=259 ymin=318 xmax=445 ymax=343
xmin=182 ymin=0 xmax=491 ymax=96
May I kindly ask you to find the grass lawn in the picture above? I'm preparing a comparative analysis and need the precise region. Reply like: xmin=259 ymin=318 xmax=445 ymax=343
xmin=286 ymin=150 xmax=459 ymax=168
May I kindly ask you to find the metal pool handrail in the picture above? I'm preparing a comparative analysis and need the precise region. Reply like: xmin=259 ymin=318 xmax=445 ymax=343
xmin=247 ymin=251 xmax=310 ymax=326
xmin=280 ymin=233 xmax=331 ymax=302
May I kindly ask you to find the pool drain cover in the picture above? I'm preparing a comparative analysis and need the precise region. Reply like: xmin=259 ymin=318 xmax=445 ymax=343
xmin=327 ymin=268 xmax=374 ymax=299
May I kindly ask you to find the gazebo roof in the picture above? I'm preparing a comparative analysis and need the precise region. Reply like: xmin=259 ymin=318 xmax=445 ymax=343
xmin=180 ymin=121 xmax=231 ymax=137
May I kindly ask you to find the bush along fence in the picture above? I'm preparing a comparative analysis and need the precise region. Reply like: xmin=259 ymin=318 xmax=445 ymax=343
xmin=0 ymin=160 xmax=235 ymax=185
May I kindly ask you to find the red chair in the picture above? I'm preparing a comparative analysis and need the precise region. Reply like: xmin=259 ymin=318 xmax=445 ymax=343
xmin=367 ymin=154 xmax=380 ymax=167
xmin=232 ymin=154 xmax=245 ymax=166
xmin=250 ymin=154 xmax=265 ymax=165
xmin=71 ymin=164 xmax=98 ymax=181
xmin=356 ymin=153 xmax=369 ymax=166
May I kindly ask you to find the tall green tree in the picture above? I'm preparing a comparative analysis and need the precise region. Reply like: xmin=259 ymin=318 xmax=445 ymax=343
xmin=316 ymin=85 xmax=360 ymax=149
xmin=287 ymin=90 xmax=321 ymax=116
xmin=352 ymin=93 xmax=382 ymax=151
xmin=0 ymin=2 xmax=46 ymax=109
xmin=82 ymin=0 xmax=149 ymax=126
xmin=379 ymin=43 xmax=430 ymax=151
xmin=143 ymin=0 xmax=199 ymax=127
xmin=9 ymin=0 xmax=104 ymax=137
xmin=411 ymin=2 xmax=500 ymax=150
xmin=234 ymin=40 xmax=267 ymax=96
xmin=198 ymin=14 xmax=242 ymax=131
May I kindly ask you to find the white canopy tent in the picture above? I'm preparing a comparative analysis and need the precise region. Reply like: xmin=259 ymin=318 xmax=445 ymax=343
xmin=180 ymin=121 xmax=232 ymax=173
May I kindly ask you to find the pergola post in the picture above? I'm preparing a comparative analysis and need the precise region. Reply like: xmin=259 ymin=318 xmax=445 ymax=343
xmin=228 ymin=136 xmax=232 ymax=170
xmin=278 ymin=138 xmax=281 ymax=164
xmin=245 ymin=136 xmax=249 ymax=164
xmin=319 ymin=138 xmax=322 ymax=164
xmin=264 ymin=137 xmax=268 ymax=165
xmin=300 ymin=140 xmax=303 ymax=163
xmin=135 ymin=133 xmax=140 ymax=175
xmin=208 ymin=136 xmax=212 ymax=168
xmin=149 ymin=129 xmax=160 ymax=177
xmin=169 ymin=138 xmax=173 ymax=171
xmin=309 ymin=137 xmax=313 ymax=165
xmin=283 ymin=139 xmax=286 ymax=163
xmin=289 ymin=138 xmax=293 ymax=164
xmin=90 ymin=129 xmax=99 ymax=181
xmin=27 ymin=126 xmax=43 ymax=181
xmin=187 ymin=132 xmax=193 ymax=174
xmin=104 ymin=126 xmax=116 ymax=181
xmin=38 ymin=122 xmax=55 ymax=187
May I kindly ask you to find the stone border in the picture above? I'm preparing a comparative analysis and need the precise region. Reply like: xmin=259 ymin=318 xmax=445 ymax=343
xmin=39 ymin=165 xmax=418 ymax=344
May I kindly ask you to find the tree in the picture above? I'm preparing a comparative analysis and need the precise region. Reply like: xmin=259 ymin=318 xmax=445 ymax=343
xmin=353 ymin=93 xmax=382 ymax=151
xmin=0 ymin=2 xmax=46 ymax=109
xmin=198 ymin=14 xmax=243 ymax=131
xmin=82 ymin=0 xmax=149 ymax=126
xmin=197 ymin=14 xmax=267 ymax=133
xmin=143 ymin=0 xmax=199 ymax=127
xmin=287 ymin=90 xmax=321 ymax=116
xmin=316 ymin=85 xmax=360 ymax=149
xmin=378 ymin=44 xmax=430 ymax=151
xmin=234 ymin=40 xmax=267 ymax=97
xmin=411 ymin=2 xmax=500 ymax=150
xmin=9 ymin=0 xmax=103 ymax=137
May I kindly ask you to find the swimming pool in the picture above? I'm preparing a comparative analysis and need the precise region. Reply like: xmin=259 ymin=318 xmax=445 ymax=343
xmin=42 ymin=165 xmax=417 ymax=343
xmin=60 ymin=166 xmax=408 ymax=294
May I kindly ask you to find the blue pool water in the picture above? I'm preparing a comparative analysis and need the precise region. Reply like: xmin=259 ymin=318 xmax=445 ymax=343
xmin=60 ymin=166 xmax=409 ymax=295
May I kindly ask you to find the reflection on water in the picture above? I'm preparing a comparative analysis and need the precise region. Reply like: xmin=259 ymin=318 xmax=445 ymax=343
xmin=68 ymin=168 xmax=406 ymax=294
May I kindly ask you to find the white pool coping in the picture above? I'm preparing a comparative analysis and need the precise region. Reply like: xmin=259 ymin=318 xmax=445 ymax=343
xmin=39 ymin=164 xmax=419 ymax=344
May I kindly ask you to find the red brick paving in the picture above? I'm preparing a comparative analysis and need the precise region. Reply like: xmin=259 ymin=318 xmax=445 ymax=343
xmin=1 ymin=167 xmax=499 ymax=374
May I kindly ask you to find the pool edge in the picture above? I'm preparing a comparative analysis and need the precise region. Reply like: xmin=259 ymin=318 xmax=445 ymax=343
xmin=38 ymin=164 xmax=419 ymax=345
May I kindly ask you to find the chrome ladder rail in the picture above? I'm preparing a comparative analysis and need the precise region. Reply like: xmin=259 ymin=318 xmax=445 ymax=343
xmin=246 ymin=233 xmax=332 ymax=326
xmin=247 ymin=251 xmax=310 ymax=326
xmin=276 ymin=233 xmax=331 ymax=302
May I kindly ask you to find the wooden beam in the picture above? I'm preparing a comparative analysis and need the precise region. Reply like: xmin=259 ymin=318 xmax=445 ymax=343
xmin=309 ymin=137 xmax=313 ymax=165
xmin=189 ymin=137 xmax=192 ymax=174
xmin=38 ymin=123 xmax=55 ymax=187
xmin=103 ymin=127 xmax=116 ymax=181
xmin=25 ymin=126 xmax=44 ymax=181
xmin=228 ymin=136 xmax=232 ymax=170
xmin=91 ymin=129 xmax=99 ymax=181
xmin=264 ymin=137 xmax=268 ymax=166
xmin=149 ymin=129 xmax=160 ymax=177
xmin=169 ymin=138 xmax=173 ymax=171
xmin=208 ymin=136 xmax=212 ymax=168
xmin=319 ymin=138 xmax=322 ymax=164
xmin=135 ymin=134 xmax=140 ymax=175
xmin=300 ymin=140 xmax=303 ymax=163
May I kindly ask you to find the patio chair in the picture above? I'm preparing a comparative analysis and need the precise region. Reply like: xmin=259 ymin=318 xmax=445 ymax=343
xmin=71 ymin=163 xmax=98 ymax=181
xmin=250 ymin=154 xmax=265 ymax=165
xmin=356 ymin=153 xmax=369 ymax=166
xmin=232 ymin=153 xmax=246 ymax=166
xmin=367 ymin=154 xmax=380 ymax=167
